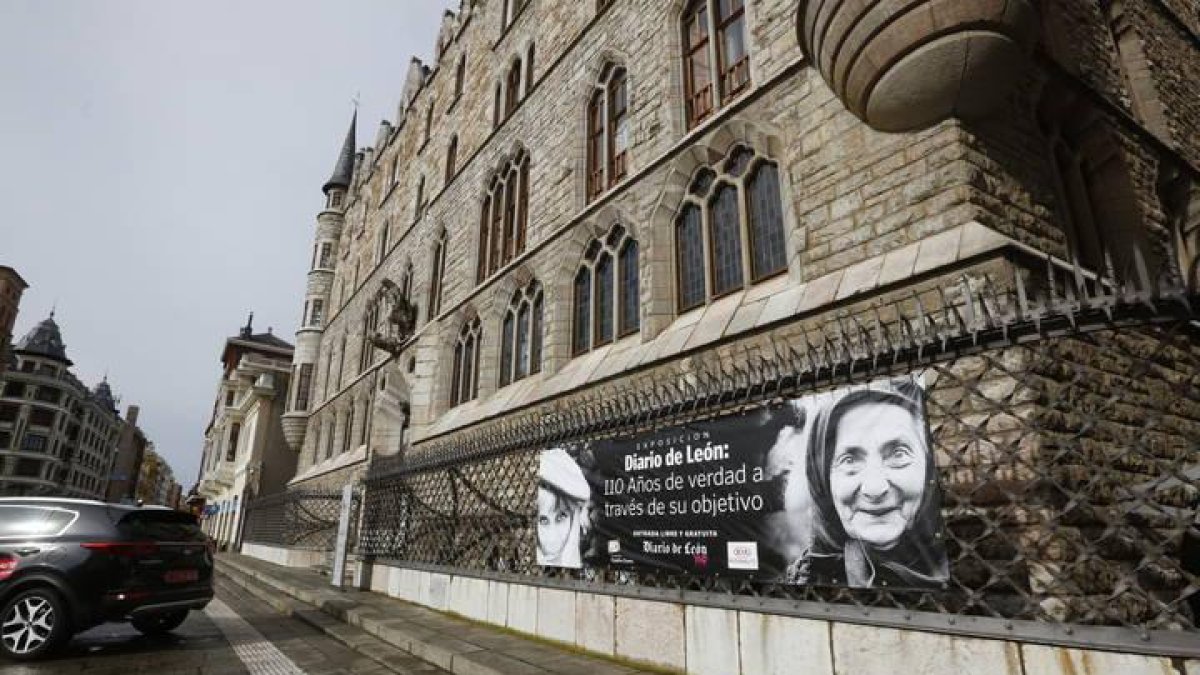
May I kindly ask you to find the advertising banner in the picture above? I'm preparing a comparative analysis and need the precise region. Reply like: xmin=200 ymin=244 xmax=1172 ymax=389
xmin=536 ymin=376 xmax=949 ymax=590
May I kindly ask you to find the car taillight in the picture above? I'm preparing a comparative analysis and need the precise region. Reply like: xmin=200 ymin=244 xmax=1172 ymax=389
xmin=82 ymin=541 xmax=160 ymax=557
xmin=0 ymin=555 xmax=16 ymax=581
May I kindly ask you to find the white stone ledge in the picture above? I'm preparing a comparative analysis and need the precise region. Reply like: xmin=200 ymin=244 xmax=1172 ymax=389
xmin=366 ymin=561 xmax=1190 ymax=675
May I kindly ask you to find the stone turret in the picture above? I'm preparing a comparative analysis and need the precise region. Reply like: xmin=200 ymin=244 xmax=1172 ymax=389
xmin=796 ymin=0 xmax=1038 ymax=132
xmin=282 ymin=112 xmax=358 ymax=453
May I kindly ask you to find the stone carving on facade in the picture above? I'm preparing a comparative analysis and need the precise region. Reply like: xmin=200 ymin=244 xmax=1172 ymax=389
xmin=370 ymin=278 xmax=418 ymax=356
xmin=796 ymin=0 xmax=1039 ymax=132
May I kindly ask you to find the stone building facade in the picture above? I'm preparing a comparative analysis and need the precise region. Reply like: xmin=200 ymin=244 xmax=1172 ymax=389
xmin=281 ymin=0 xmax=1199 ymax=496
xmin=105 ymin=404 xmax=149 ymax=504
xmin=0 ymin=314 xmax=124 ymax=498
xmin=0 ymin=265 xmax=28 ymax=378
xmin=197 ymin=316 xmax=296 ymax=547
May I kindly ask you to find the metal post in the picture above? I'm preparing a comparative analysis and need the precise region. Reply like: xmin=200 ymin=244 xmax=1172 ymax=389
xmin=331 ymin=483 xmax=354 ymax=590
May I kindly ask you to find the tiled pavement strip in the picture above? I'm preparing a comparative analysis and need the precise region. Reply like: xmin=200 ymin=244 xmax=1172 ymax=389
xmin=205 ymin=597 xmax=307 ymax=675
xmin=216 ymin=554 xmax=656 ymax=675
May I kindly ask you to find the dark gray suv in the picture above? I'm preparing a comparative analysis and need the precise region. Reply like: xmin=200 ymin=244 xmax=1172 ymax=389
xmin=0 ymin=497 xmax=214 ymax=660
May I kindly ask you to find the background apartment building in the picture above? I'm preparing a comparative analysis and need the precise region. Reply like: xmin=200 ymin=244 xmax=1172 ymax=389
xmin=196 ymin=315 xmax=295 ymax=547
xmin=0 ymin=266 xmax=28 ymax=378
xmin=0 ymin=314 xmax=123 ymax=498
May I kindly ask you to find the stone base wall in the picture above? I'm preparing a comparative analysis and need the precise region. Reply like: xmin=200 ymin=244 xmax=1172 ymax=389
xmin=365 ymin=562 xmax=1193 ymax=675
xmin=242 ymin=543 xmax=328 ymax=569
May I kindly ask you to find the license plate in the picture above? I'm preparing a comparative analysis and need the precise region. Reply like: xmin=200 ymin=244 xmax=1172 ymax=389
xmin=164 ymin=569 xmax=199 ymax=584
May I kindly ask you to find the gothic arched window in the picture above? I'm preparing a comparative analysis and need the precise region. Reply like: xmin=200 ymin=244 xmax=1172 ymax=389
xmin=573 ymin=225 xmax=639 ymax=355
xmin=446 ymin=135 xmax=459 ymax=183
xmin=1039 ymin=95 xmax=1153 ymax=282
xmin=499 ymin=280 xmax=543 ymax=386
xmin=477 ymin=148 xmax=530 ymax=282
xmin=587 ymin=64 xmax=629 ymax=201
xmin=359 ymin=299 xmax=381 ymax=374
xmin=454 ymin=55 xmax=466 ymax=100
xmin=682 ymin=0 xmax=750 ymax=129
xmin=502 ymin=0 xmax=527 ymax=30
xmin=505 ymin=57 xmax=523 ymax=118
xmin=428 ymin=230 xmax=448 ymax=318
xmin=377 ymin=219 xmax=391 ymax=265
xmin=675 ymin=144 xmax=787 ymax=312
xmin=450 ymin=317 xmax=482 ymax=407
xmin=342 ymin=404 xmax=355 ymax=454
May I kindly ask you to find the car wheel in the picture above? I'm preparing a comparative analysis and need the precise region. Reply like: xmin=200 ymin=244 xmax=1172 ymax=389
xmin=0 ymin=587 xmax=71 ymax=661
xmin=131 ymin=609 xmax=188 ymax=636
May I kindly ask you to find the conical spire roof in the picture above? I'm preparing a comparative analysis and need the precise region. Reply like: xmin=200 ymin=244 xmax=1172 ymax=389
xmin=14 ymin=313 xmax=71 ymax=365
xmin=322 ymin=110 xmax=357 ymax=195
xmin=93 ymin=377 xmax=116 ymax=412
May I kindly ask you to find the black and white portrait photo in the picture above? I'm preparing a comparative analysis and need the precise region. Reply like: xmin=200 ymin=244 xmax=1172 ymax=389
xmin=770 ymin=376 xmax=949 ymax=589
xmin=536 ymin=447 xmax=592 ymax=569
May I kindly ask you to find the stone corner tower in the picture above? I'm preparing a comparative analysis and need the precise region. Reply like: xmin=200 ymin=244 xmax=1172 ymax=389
xmin=281 ymin=111 xmax=357 ymax=453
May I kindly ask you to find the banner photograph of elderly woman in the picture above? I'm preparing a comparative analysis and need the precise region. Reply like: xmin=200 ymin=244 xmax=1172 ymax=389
xmin=535 ymin=376 xmax=949 ymax=591
xmin=775 ymin=376 xmax=949 ymax=589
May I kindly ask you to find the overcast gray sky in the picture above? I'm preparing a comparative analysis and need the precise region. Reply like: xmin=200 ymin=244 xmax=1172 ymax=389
xmin=0 ymin=0 xmax=453 ymax=487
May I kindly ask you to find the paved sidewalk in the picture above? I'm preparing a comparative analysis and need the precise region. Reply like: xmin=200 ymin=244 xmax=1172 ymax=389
xmin=217 ymin=554 xmax=660 ymax=675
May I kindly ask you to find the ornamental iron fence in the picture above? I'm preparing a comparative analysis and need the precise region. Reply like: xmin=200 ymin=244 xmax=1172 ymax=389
xmin=242 ymin=488 xmax=361 ymax=552
xmin=358 ymin=259 xmax=1200 ymax=655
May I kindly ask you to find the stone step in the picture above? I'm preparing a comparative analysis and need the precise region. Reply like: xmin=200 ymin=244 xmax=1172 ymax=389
xmin=215 ymin=563 xmax=440 ymax=675
xmin=217 ymin=554 xmax=659 ymax=675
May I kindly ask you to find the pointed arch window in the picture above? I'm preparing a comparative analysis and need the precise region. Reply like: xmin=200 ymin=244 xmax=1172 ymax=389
xmin=429 ymin=230 xmax=447 ymax=317
xmin=494 ymin=83 xmax=503 ymax=128
xmin=450 ymin=317 xmax=482 ymax=407
xmin=675 ymin=144 xmax=787 ymax=312
xmin=377 ymin=219 xmax=391 ymax=264
xmin=505 ymin=58 xmax=523 ymax=118
xmin=359 ymin=393 xmax=372 ymax=446
xmin=401 ymin=260 xmax=414 ymax=303
xmin=357 ymin=296 xmax=376 ymax=372
xmin=477 ymin=148 xmax=530 ymax=282
xmin=526 ymin=43 xmax=536 ymax=90
xmin=414 ymin=175 xmax=427 ymax=221
xmin=446 ymin=135 xmax=459 ymax=183
xmin=682 ymin=0 xmax=750 ymax=129
xmin=343 ymin=404 xmax=355 ymax=454
xmin=1039 ymin=94 xmax=1153 ymax=281
xmin=499 ymin=280 xmax=543 ymax=387
xmin=502 ymin=0 xmax=528 ymax=30
xmin=424 ymin=103 xmax=434 ymax=145
xmin=454 ymin=55 xmax=466 ymax=100
xmin=587 ymin=64 xmax=629 ymax=200
xmin=573 ymin=225 xmax=639 ymax=355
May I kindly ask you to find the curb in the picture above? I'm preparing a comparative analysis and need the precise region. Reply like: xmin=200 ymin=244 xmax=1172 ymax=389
xmin=217 ymin=556 xmax=650 ymax=675
xmin=215 ymin=563 xmax=428 ymax=675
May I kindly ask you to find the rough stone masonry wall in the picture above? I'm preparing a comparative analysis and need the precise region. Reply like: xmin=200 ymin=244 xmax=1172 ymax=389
xmin=294 ymin=0 xmax=1200 ymax=497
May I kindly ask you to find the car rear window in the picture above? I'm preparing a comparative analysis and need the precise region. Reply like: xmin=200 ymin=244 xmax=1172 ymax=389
xmin=116 ymin=510 xmax=206 ymax=543
xmin=0 ymin=506 xmax=76 ymax=537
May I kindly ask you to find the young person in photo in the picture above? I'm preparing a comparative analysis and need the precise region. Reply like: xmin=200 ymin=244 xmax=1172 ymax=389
xmin=537 ymin=447 xmax=591 ymax=568
xmin=784 ymin=379 xmax=948 ymax=588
